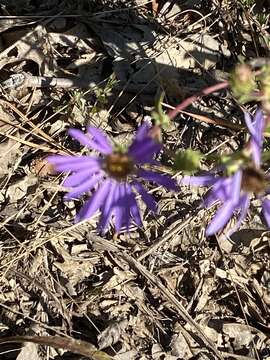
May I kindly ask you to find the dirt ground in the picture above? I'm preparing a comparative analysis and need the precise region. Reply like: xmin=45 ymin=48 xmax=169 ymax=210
xmin=0 ymin=0 xmax=269 ymax=359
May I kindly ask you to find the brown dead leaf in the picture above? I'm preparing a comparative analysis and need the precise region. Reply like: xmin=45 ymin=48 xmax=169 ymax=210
xmin=16 ymin=341 xmax=40 ymax=360
xmin=0 ymin=106 xmax=22 ymax=177
xmin=103 ymin=268 xmax=136 ymax=292
xmin=114 ymin=349 xmax=138 ymax=360
xmin=6 ymin=175 xmax=38 ymax=203
xmin=0 ymin=25 xmax=54 ymax=76
xmin=30 ymin=156 xmax=56 ymax=177
xmin=98 ymin=319 xmax=128 ymax=350
xmin=158 ymin=264 xmax=185 ymax=292
xmin=200 ymin=317 xmax=269 ymax=356
xmin=170 ymin=331 xmax=195 ymax=359
xmin=54 ymin=258 xmax=94 ymax=289
xmin=0 ymin=135 xmax=21 ymax=177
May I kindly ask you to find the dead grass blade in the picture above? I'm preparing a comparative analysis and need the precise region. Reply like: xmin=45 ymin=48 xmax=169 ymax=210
xmin=0 ymin=99 xmax=69 ymax=153
xmin=0 ymin=336 xmax=112 ymax=360
xmin=0 ymin=129 xmax=64 ymax=153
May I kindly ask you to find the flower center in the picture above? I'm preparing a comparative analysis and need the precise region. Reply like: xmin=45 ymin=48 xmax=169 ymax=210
xmin=104 ymin=152 xmax=134 ymax=181
xmin=241 ymin=167 xmax=267 ymax=194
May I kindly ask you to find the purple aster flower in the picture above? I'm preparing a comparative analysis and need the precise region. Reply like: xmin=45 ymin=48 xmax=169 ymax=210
xmin=48 ymin=123 xmax=177 ymax=232
xmin=181 ymin=109 xmax=270 ymax=236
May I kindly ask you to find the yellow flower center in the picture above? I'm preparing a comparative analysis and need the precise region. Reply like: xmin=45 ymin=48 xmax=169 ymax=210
xmin=104 ymin=153 xmax=134 ymax=181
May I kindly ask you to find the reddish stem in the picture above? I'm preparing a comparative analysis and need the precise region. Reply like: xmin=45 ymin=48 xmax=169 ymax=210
xmin=168 ymin=81 xmax=229 ymax=120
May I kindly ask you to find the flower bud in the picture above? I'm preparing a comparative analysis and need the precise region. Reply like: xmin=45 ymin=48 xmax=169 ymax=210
xmin=174 ymin=149 xmax=202 ymax=174
xmin=229 ymin=64 xmax=256 ymax=103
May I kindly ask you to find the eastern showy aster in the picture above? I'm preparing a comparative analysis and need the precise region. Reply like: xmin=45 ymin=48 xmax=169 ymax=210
xmin=48 ymin=123 xmax=177 ymax=232
xmin=181 ymin=109 xmax=270 ymax=236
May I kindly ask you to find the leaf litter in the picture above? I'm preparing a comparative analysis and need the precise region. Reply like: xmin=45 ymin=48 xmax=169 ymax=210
xmin=0 ymin=0 xmax=269 ymax=359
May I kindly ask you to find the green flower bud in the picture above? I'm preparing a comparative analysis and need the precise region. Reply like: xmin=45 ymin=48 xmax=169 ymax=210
xmin=229 ymin=64 xmax=256 ymax=103
xmin=174 ymin=149 xmax=203 ymax=174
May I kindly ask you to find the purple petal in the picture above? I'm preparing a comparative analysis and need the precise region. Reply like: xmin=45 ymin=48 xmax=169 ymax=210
xmin=204 ymin=189 xmax=220 ymax=208
xmin=64 ymin=173 xmax=103 ymax=200
xmin=47 ymin=156 xmax=102 ymax=172
xmin=250 ymin=140 xmax=261 ymax=167
xmin=137 ymin=169 xmax=177 ymax=191
xmin=75 ymin=179 xmax=111 ymax=222
xmin=63 ymin=168 xmax=100 ymax=187
xmin=262 ymin=198 xmax=270 ymax=227
xmin=254 ymin=109 xmax=265 ymax=135
xmin=231 ymin=170 xmax=242 ymax=204
xmin=206 ymin=200 xmax=235 ymax=236
xmin=98 ymin=180 xmax=117 ymax=232
xmin=87 ymin=127 xmax=112 ymax=154
xmin=128 ymin=187 xmax=142 ymax=227
xmin=244 ymin=110 xmax=264 ymax=144
xmin=113 ymin=184 xmax=133 ymax=231
xmin=204 ymin=174 xmax=241 ymax=209
xmin=181 ymin=175 xmax=218 ymax=186
xmin=47 ymin=155 xmax=88 ymax=164
xmin=113 ymin=184 xmax=125 ymax=232
xmin=135 ymin=122 xmax=151 ymax=141
xmin=227 ymin=195 xmax=250 ymax=236
xmin=129 ymin=139 xmax=162 ymax=164
xmin=245 ymin=110 xmax=264 ymax=167
xmin=132 ymin=181 xmax=157 ymax=212
xmin=68 ymin=129 xmax=109 ymax=154
xmin=121 ymin=184 xmax=133 ymax=229
xmin=204 ymin=178 xmax=230 ymax=207
xmin=68 ymin=129 xmax=94 ymax=147
xmin=244 ymin=112 xmax=256 ymax=138
xmin=128 ymin=122 xmax=162 ymax=163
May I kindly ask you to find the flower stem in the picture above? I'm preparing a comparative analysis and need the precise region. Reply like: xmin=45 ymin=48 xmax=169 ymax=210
xmin=168 ymin=81 xmax=229 ymax=120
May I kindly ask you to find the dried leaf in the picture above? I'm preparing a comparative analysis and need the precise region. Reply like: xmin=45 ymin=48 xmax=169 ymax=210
xmin=0 ymin=135 xmax=21 ymax=177
xmin=170 ymin=332 xmax=194 ymax=359
xmin=54 ymin=258 xmax=94 ymax=288
xmin=0 ymin=25 xmax=54 ymax=75
xmin=114 ymin=350 xmax=138 ymax=360
xmin=98 ymin=320 xmax=128 ymax=350
xmin=16 ymin=342 xmax=40 ymax=360
xmin=30 ymin=156 xmax=56 ymax=177
xmin=6 ymin=176 xmax=38 ymax=202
